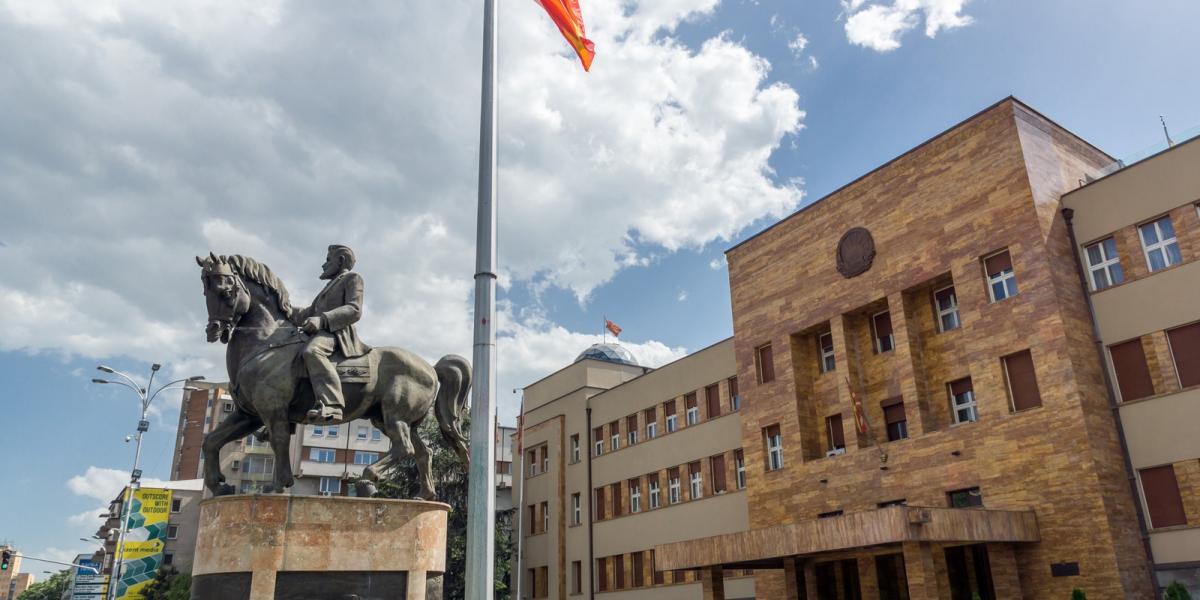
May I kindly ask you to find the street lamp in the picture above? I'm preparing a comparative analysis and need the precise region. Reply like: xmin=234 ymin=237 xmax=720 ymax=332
xmin=92 ymin=364 xmax=203 ymax=600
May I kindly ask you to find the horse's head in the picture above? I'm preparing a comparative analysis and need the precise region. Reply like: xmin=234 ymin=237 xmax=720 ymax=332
xmin=197 ymin=252 xmax=251 ymax=343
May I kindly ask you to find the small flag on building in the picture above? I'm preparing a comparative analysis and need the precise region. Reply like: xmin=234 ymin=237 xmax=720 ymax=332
xmin=534 ymin=0 xmax=596 ymax=71
xmin=605 ymin=318 xmax=622 ymax=338
xmin=847 ymin=377 xmax=871 ymax=438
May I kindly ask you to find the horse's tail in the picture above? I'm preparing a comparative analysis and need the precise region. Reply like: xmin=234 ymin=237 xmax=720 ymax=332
xmin=433 ymin=354 xmax=471 ymax=468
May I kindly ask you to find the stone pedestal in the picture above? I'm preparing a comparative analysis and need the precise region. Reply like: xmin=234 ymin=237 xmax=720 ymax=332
xmin=191 ymin=495 xmax=448 ymax=600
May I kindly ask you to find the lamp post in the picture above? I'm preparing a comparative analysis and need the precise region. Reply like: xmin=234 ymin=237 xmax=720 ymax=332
xmin=92 ymin=364 xmax=203 ymax=600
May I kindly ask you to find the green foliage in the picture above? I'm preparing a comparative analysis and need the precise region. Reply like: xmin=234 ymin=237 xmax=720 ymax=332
xmin=1164 ymin=581 xmax=1193 ymax=600
xmin=1071 ymin=588 xmax=1088 ymax=600
xmin=140 ymin=567 xmax=192 ymax=600
xmin=378 ymin=417 xmax=513 ymax=599
xmin=15 ymin=569 xmax=70 ymax=600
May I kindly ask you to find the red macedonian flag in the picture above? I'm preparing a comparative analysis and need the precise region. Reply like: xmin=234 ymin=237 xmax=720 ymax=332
xmin=534 ymin=0 xmax=596 ymax=71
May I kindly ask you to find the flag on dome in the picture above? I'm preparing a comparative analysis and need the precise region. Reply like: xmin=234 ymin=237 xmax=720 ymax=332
xmin=605 ymin=319 xmax=622 ymax=337
xmin=534 ymin=0 xmax=596 ymax=71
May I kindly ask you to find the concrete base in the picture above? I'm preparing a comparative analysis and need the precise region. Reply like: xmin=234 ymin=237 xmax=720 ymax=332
xmin=191 ymin=494 xmax=449 ymax=600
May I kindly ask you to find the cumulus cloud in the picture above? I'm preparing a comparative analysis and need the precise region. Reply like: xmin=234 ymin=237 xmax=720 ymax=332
xmin=0 ymin=0 xmax=802 ymax=421
xmin=65 ymin=466 xmax=171 ymax=526
xmin=841 ymin=0 xmax=973 ymax=52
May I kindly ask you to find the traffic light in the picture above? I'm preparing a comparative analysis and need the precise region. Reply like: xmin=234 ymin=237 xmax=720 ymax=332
xmin=1 ymin=549 xmax=11 ymax=571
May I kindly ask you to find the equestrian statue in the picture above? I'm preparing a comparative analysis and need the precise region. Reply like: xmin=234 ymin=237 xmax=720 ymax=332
xmin=195 ymin=246 xmax=470 ymax=499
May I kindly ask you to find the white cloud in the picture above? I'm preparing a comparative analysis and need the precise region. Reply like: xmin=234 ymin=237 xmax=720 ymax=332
xmin=708 ymin=257 xmax=725 ymax=270
xmin=0 ymin=0 xmax=802 ymax=422
xmin=64 ymin=466 xmax=172 ymax=530
xmin=841 ymin=0 xmax=973 ymax=52
xmin=677 ymin=290 xmax=689 ymax=302
xmin=808 ymin=55 xmax=820 ymax=70
xmin=788 ymin=33 xmax=809 ymax=57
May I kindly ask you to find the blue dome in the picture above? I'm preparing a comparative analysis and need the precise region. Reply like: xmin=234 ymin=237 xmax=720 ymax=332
xmin=575 ymin=342 xmax=640 ymax=366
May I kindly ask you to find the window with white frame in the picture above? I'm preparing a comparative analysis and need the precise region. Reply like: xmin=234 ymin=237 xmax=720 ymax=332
xmin=872 ymin=311 xmax=895 ymax=353
xmin=666 ymin=412 xmax=678 ymax=433
xmin=354 ymin=451 xmax=379 ymax=465
xmin=326 ymin=425 xmax=339 ymax=438
xmin=167 ymin=525 xmax=179 ymax=540
xmin=541 ymin=448 xmax=549 ymax=473
xmin=984 ymin=250 xmax=1018 ymax=302
xmin=949 ymin=378 xmax=978 ymax=424
xmin=319 ymin=476 xmax=341 ymax=494
xmin=764 ymin=425 xmax=784 ymax=471
xmin=735 ymin=450 xmax=746 ymax=489
xmin=649 ymin=478 xmax=661 ymax=509
xmin=630 ymin=481 xmax=642 ymax=513
xmin=934 ymin=286 xmax=961 ymax=332
xmin=1139 ymin=216 xmax=1182 ymax=272
xmin=371 ymin=428 xmax=381 ymax=441
xmin=1086 ymin=237 xmax=1124 ymax=290
xmin=357 ymin=425 xmax=368 ymax=440
xmin=647 ymin=420 xmax=658 ymax=439
xmin=542 ymin=502 xmax=549 ymax=533
xmin=685 ymin=394 xmax=699 ymax=426
xmin=610 ymin=433 xmax=619 ymax=451
xmin=689 ymin=464 xmax=703 ymax=499
xmin=244 ymin=456 xmax=274 ymax=474
xmin=171 ymin=498 xmax=182 ymax=513
xmin=627 ymin=428 xmax=637 ymax=446
xmin=668 ymin=470 xmax=681 ymax=504
xmin=312 ymin=425 xmax=324 ymax=437
xmin=527 ymin=450 xmax=538 ymax=476
xmin=570 ymin=435 xmax=580 ymax=464
xmin=310 ymin=448 xmax=336 ymax=463
xmin=571 ymin=493 xmax=581 ymax=525
xmin=594 ymin=427 xmax=604 ymax=456
xmin=222 ymin=401 xmax=233 ymax=413
xmin=819 ymin=332 xmax=836 ymax=373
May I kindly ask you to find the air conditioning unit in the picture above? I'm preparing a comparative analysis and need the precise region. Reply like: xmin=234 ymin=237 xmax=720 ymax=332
xmin=320 ymin=491 xmax=333 ymax=497
xmin=825 ymin=448 xmax=846 ymax=457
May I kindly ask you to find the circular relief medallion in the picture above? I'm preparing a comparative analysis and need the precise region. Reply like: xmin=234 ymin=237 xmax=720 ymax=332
xmin=836 ymin=227 xmax=876 ymax=278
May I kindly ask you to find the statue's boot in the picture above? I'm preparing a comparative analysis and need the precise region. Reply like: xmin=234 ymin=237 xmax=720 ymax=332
xmin=307 ymin=369 xmax=345 ymax=422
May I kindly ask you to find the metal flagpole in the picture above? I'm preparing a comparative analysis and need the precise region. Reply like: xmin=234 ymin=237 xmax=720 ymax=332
xmin=465 ymin=0 xmax=498 ymax=595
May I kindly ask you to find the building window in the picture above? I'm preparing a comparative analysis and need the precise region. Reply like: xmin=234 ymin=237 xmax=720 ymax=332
xmin=1085 ymin=237 xmax=1124 ymax=290
xmin=947 ymin=487 xmax=983 ymax=508
xmin=496 ymin=460 xmax=511 ymax=475
xmin=648 ymin=475 xmax=661 ymax=509
xmin=1167 ymin=322 xmax=1200 ymax=388
xmin=540 ymin=445 xmax=549 ymax=473
xmin=570 ymin=434 xmax=580 ymax=463
xmin=735 ymin=450 xmax=746 ymax=489
xmin=312 ymin=425 xmax=324 ymax=437
xmin=541 ymin=501 xmax=549 ymax=533
xmin=705 ymin=383 xmax=721 ymax=419
xmin=571 ymin=561 xmax=582 ymax=595
xmin=948 ymin=378 xmax=977 ymax=424
xmin=571 ymin=493 xmax=581 ymax=525
xmin=764 ymin=424 xmax=784 ymax=471
xmin=934 ymin=286 xmax=961 ymax=332
xmin=354 ymin=451 xmax=379 ymax=465
xmin=170 ymin=498 xmax=182 ymax=513
xmin=222 ymin=401 xmax=233 ymax=413
xmin=538 ymin=566 xmax=548 ymax=597
xmin=825 ymin=414 xmax=846 ymax=455
xmin=626 ymin=415 xmax=638 ymax=446
xmin=630 ymin=479 xmax=642 ymax=513
xmin=371 ymin=428 xmax=381 ymax=441
xmin=818 ymin=331 xmax=836 ymax=373
xmin=710 ymin=454 xmax=727 ymax=494
xmin=594 ymin=427 xmax=604 ymax=456
xmin=244 ymin=456 xmax=274 ymax=474
xmin=609 ymin=421 xmax=620 ymax=451
xmin=357 ymin=425 xmax=368 ymax=440
xmin=882 ymin=397 xmax=907 ymax=441
xmin=1139 ymin=216 xmax=1182 ymax=272
xmin=327 ymin=425 xmax=338 ymax=438
xmin=984 ymin=250 xmax=1018 ymax=302
xmin=728 ymin=376 xmax=741 ymax=411
xmin=632 ymin=551 xmax=645 ymax=588
xmin=596 ymin=557 xmax=609 ymax=592
xmin=166 ymin=525 xmax=178 ymax=540
xmin=668 ymin=468 xmax=682 ymax=504
xmin=756 ymin=343 xmax=776 ymax=383
xmin=1140 ymin=465 xmax=1187 ymax=528
xmin=879 ymin=498 xmax=907 ymax=508
xmin=319 ymin=476 xmax=341 ymax=494
xmin=1003 ymin=350 xmax=1042 ymax=411
xmin=818 ymin=510 xmax=844 ymax=519
xmin=651 ymin=550 xmax=664 ymax=585
xmin=528 ymin=568 xmax=538 ymax=597
xmin=685 ymin=392 xmax=699 ymax=425
xmin=644 ymin=407 xmax=658 ymax=439
xmin=162 ymin=552 xmax=174 ymax=566
xmin=872 ymin=311 xmax=895 ymax=353
xmin=665 ymin=401 xmax=678 ymax=433
xmin=614 ymin=553 xmax=626 ymax=589
xmin=1110 ymin=338 xmax=1156 ymax=401
xmin=527 ymin=450 xmax=538 ymax=476
xmin=688 ymin=462 xmax=703 ymax=500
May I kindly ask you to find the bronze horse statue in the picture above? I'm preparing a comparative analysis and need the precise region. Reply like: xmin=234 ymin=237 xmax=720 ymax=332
xmin=196 ymin=253 xmax=469 ymax=499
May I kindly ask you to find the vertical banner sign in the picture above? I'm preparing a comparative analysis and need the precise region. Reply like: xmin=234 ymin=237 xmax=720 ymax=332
xmin=72 ymin=554 xmax=109 ymax=599
xmin=116 ymin=488 xmax=172 ymax=599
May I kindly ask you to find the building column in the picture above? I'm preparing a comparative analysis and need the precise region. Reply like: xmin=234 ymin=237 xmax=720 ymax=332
xmin=858 ymin=555 xmax=880 ymax=600
xmin=701 ymin=566 xmax=726 ymax=600
xmin=903 ymin=542 xmax=942 ymax=600
xmin=783 ymin=558 xmax=803 ymax=600
xmin=248 ymin=570 xmax=276 ymax=600
xmin=804 ymin=559 xmax=819 ymax=600
xmin=887 ymin=290 xmax=928 ymax=438
xmin=406 ymin=570 xmax=427 ymax=600
xmin=986 ymin=544 xmax=1023 ymax=600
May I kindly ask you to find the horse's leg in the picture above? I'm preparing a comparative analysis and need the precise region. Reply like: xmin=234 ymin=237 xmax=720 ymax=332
xmin=409 ymin=415 xmax=437 ymax=501
xmin=357 ymin=417 xmax=390 ymax=497
xmin=202 ymin=411 xmax=261 ymax=496
xmin=380 ymin=418 xmax=422 ymax=500
xmin=263 ymin=414 xmax=295 ymax=493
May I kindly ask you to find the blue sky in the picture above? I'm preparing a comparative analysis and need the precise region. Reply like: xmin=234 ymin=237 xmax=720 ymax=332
xmin=2 ymin=0 xmax=1199 ymax=569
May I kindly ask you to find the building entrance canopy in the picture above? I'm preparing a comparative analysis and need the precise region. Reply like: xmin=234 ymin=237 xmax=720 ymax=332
xmin=654 ymin=506 xmax=1039 ymax=571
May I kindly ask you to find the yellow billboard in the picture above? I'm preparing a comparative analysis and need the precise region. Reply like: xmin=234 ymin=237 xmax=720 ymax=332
xmin=115 ymin=487 xmax=173 ymax=599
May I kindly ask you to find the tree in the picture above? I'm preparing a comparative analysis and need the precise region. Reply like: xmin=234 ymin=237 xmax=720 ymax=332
xmin=378 ymin=417 xmax=513 ymax=599
xmin=1071 ymin=588 xmax=1088 ymax=600
xmin=15 ymin=569 xmax=70 ymax=600
xmin=1164 ymin=581 xmax=1193 ymax=600
xmin=141 ymin=567 xmax=192 ymax=600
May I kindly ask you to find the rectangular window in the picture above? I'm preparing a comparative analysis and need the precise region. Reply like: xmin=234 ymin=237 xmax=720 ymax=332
xmin=1168 ymin=322 xmax=1200 ymax=388
xmin=665 ymin=401 xmax=678 ymax=433
xmin=627 ymin=415 xmax=639 ymax=445
xmin=764 ymin=424 xmax=784 ymax=471
xmin=570 ymin=434 xmax=580 ymax=463
xmin=222 ymin=401 xmax=233 ymax=413
xmin=1085 ymin=237 xmax=1125 ymax=290
xmin=705 ymin=383 xmax=721 ymax=418
xmin=688 ymin=461 xmax=703 ymax=499
xmin=614 ymin=554 xmax=626 ymax=590
xmin=947 ymin=486 xmax=983 ymax=508
xmin=1110 ymin=338 xmax=1156 ymax=401
xmin=630 ymin=479 xmax=642 ymax=513
xmin=648 ymin=475 xmax=661 ymax=509
xmin=593 ymin=487 xmax=605 ymax=521
xmin=949 ymin=378 xmax=977 ymax=424
xmin=354 ymin=451 xmax=379 ymax=465
xmin=162 ymin=552 xmax=174 ymax=566
xmin=652 ymin=550 xmax=665 ymax=585
xmin=327 ymin=425 xmax=338 ymax=438
xmin=819 ymin=331 xmax=836 ymax=373
xmin=711 ymin=454 xmax=727 ymax=494
xmin=872 ymin=311 xmax=895 ymax=353
xmin=685 ymin=392 xmax=699 ymax=425
xmin=527 ymin=505 xmax=537 ymax=534
xmin=632 ymin=551 xmax=645 ymax=588
xmin=735 ymin=449 xmax=746 ymax=489
xmin=644 ymin=407 xmax=657 ymax=439
xmin=609 ymin=421 xmax=620 ymax=451
xmin=611 ymin=483 xmax=622 ymax=517
xmin=596 ymin=557 xmax=609 ymax=592
xmin=825 ymin=414 xmax=846 ymax=452
xmin=541 ymin=501 xmax=549 ymax=533
xmin=312 ymin=425 xmax=324 ymax=437
xmin=538 ymin=566 xmax=548 ymax=598
xmin=571 ymin=560 xmax=582 ymax=594
xmin=934 ymin=286 xmax=961 ymax=332
xmin=528 ymin=568 xmax=537 ymax=597
xmin=319 ymin=476 xmax=341 ymax=494
xmin=984 ymin=250 xmax=1018 ymax=302
xmin=540 ymin=445 xmax=549 ymax=473
xmin=528 ymin=450 xmax=538 ymax=476
xmin=371 ymin=428 xmax=381 ymax=441
xmin=818 ymin=510 xmax=844 ymax=519
xmin=1140 ymin=465 xmax=1187 ymax=528
xmin=572 ymin=493 xmax=581 ymax=525
xmin=594 ymin=427 xmax=605 ymax=456
xmin=668 ymin=468 xmax=681 ymax=504
xmin=356 ymin=425 xmax=368 ymax=440
xmin=309 ymin=448 xmax=336 ymax=463
xmin=171 ymin=498 xmax=182 ymax=513
xmin=756 ymin=343 xmax=776 ymax=383
xmin=883 ymin=397 xmax=907 ymax=441
xmin=166 ymin=524 xmax=178 ymax=540
xmin=1140 ymin=216 xmax=1182 ymax=272
xmin=1003 ymin=350 xmax=1043 ymax=411
xmin=728 ymin=376 xmax=741 ymax=410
